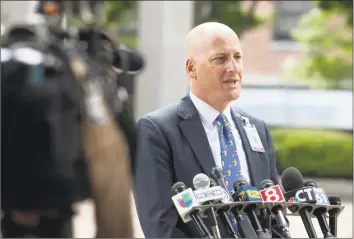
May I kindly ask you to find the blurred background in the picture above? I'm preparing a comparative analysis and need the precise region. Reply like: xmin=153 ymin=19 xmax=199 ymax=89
xmin=1 ymin=0 xmax=353 ymax=238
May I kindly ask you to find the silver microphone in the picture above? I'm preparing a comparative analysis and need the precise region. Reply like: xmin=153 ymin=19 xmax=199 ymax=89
xmin=193 ymin=173 xmax=221 ymax=238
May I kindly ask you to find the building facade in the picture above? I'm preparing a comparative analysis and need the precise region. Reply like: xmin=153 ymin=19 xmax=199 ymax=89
xmin=240 ymin=1 xmax=313 ymax=82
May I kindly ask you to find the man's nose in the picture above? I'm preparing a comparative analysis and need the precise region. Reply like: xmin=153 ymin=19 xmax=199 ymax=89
xmin=226 ymin=58 xmax=240 ymax=73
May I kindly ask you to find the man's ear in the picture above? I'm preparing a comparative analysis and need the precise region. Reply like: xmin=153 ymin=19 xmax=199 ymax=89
xmin=186 ymin=59 xmax=196 ymax=78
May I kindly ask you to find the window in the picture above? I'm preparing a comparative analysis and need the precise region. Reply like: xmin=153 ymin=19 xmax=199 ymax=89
xmin=273 ymin=1 xmax=314 ymax=41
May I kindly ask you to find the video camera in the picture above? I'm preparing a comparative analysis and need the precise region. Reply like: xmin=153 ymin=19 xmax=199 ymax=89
xmin=1 ymin=0 xmax=143 ymax=211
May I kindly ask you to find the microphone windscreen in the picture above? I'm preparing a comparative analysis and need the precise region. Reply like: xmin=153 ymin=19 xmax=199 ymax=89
xmin=233 ymin=178 xmax=247 ymax=189
xmin=171 ymin=182 xmax=187 ymax=195
xmin=211 ymin=166 xmax=223 ymax=179
xmin=304 ymin=179 xmax=318 ymax=187
xmin=281 ymin=167 xmax=304 ymax=192
xmin=328 ymin=195 xmax=341 ymax=205
xmin=193 ymin=173 xmax=210 ymax=190
xmin=259 ymin=179 xmax=274 ymax=190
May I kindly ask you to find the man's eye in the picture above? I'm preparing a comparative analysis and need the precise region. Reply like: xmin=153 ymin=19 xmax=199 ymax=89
xmin=215 ymin=56 xmax=225 ymax=61
xmin=234 ymin=55 xmax=242 ymax=59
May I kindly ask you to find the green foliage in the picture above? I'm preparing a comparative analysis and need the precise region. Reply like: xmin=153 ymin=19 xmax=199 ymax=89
xmin=102 ymin=1 xmax=271 ymax=49
xmin=102 ymin=1 xmax=137 ymax=48
xmin=119 ymin=34 xmax=137 ymax=49
xmin=103 ymin=1 xmax=136 ymax=29
xmin=287 ymin=1 xmax=352 ymax=89
xmin=194 ymin=1 xmax=270 ymax=36
xmin=270 ymin=128 xmax=353 ymax=179
xmin=316 ymin=0 xmax=353 ymax=27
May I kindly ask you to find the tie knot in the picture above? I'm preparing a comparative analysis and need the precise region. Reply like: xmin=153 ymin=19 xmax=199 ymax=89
xmin=216 ymin=113 xmax=227 ymax=124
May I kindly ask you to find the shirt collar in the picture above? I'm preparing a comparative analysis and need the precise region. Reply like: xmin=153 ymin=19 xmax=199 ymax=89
xmin=189 ymin=91 xmax=233 ymax=127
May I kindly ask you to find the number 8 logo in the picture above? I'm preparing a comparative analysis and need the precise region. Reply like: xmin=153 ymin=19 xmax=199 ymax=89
xmin=264 ymin=188 xmax=280 ymax=201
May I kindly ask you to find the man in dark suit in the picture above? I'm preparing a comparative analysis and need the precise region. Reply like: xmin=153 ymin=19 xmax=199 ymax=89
xmin=133 ymin=22 xmax=279 ymax=238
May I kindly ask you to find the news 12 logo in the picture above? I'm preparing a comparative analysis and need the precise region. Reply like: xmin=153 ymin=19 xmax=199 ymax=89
xmin=238 ymin=189 xmax=261 ymax=200
xmin=259 ymin=185 xmax=285 ymax=202
xmin=177 ymin=191 xmax=194 ymax=208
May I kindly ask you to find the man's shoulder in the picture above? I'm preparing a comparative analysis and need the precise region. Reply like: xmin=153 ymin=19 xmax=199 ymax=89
xmin=138 ymin=102 xmax=179 ymax=125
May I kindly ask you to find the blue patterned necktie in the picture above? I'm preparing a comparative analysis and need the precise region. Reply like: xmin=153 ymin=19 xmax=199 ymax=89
xmin=216 ymin=113 xmax=244 ymax=235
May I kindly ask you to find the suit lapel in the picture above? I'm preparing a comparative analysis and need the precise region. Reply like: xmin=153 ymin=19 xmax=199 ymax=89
xmin=231 ymin=109 xmax=262 ymax=186
xmin=178 ymin=95 xmax=216 ymax=175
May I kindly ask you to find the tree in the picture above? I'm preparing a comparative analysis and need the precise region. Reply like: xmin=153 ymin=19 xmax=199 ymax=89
xmin=102 ymin=1 xmax=271 ymax=48
xmin=194 ymin=1 xmax=270 ymax=37
xmin=66 ymin=2 xmax=136 ymax=32
xmin=286 ymin=1 xmax=352 ymax=89
xmin=101 ymin=1 xmax=137 ymax=48
xmin=317 ymin=0 xmax=353 ymax=27
xmin=103 ymin=1 xmax=136 ymax=29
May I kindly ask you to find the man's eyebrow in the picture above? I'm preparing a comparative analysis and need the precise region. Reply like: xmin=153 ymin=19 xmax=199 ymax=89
xmin=213 ymin=51 xmax=242 ymax=56
xmin=213 ymin=52 xmax=227 ymax=55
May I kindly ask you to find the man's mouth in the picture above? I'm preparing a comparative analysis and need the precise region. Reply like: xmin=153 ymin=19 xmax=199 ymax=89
xmin=225 ymin=80 xmax=237 ymax=85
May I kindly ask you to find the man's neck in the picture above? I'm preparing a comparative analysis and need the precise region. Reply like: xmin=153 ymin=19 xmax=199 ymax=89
xmin=190 ymin=90 xmax=230 ymax=113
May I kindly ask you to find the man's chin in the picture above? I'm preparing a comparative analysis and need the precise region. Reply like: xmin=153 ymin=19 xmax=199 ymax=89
xmin=226 ymin=90 xmax=241 ymax=102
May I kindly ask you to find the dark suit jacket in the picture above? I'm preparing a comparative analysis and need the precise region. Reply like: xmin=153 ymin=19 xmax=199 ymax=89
xmin=133 ymin=94 xmax=279 ymax=238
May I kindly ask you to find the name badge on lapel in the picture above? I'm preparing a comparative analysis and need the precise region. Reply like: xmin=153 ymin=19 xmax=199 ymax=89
xmin=241 ymin=116 xmax=265 ymax=153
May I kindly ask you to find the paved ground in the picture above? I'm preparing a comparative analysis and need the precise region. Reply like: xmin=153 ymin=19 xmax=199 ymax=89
xmin=73 ymin=195 xmax=353 ymax=238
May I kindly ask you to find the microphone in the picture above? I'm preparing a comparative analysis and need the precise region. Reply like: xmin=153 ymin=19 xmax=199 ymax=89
xmin=259 ymin=179 xmax=291 ymax=238
xmin=233 ymin=178 xmax=271 ymax=238
xmin=281 ymin=167 xmax=317 ymax=238
xmin=193 ymin=174 xmax=221 ymax=238
xmin=304 ymin=179 xmax=330 ymax=204
xmin=209 ymin=178 xmax=238 ymax=238
xmin=328 ymin=196 xmax=341 ymax=237
xmin=210 ymin=167 xmax=232 ymax=199
xmin=210 ymin=167 xmax=258 ymax=238
xmin=304 ymin=179 xmax=334 ymax=238
xmin=171 ymin=182 xmax=213 ymax=238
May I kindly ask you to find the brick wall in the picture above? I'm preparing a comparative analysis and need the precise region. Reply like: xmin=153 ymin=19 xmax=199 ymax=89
xmin=240 ymin=1 xmax=347 ymax=79
xmin=240 ymin=1 xmax=304 ymax=77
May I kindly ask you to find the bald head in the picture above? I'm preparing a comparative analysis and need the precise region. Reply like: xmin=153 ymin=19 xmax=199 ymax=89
xmin=185 ymin=22 xmax=243 ymax=112
xmin=185 ymin=22 xmax=240 ymax=60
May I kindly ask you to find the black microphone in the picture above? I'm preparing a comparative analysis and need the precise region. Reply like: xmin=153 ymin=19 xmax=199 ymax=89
xmin=209 ymin=178 xmax=238 ymax=238
xmin=210 ymin=167 xmax=232 ymax=198
xmin=304 ymin=179 xmax=334 ymax=238
xmin=328 ymin=196 xmax=341 ymax=237
xmin=193 ymin=174 xmax=221 ymax=238
xmin=233 ymin=178 xmax=271 ymax=238
xmin=171 ymin=182 xmax=213 ymax=238
xmin=259 ymin=179 xmax=291 ymax=238
xmin=210 ymin=167 xmax=258 ymax=238
xmin=281 ymin=167 xmax=317 ymax=238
